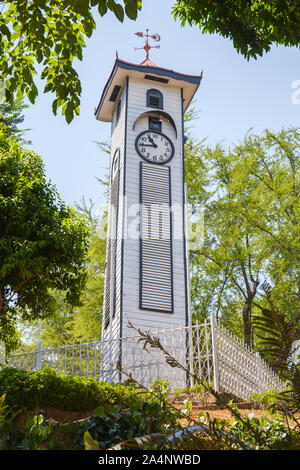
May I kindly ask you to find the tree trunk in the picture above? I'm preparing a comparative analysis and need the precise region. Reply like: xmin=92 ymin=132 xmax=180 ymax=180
xmin=242 ymin=281 xmax=259 ymax=347
xmin=242 ymin=300 xmax=252 ymax=347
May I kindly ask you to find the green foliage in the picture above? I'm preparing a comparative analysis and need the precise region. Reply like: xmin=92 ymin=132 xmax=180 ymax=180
xmin=253 ymin=283 xmax=298 ymax=375
xmin=70 ymin=204 xmax=106 ymax=341
xmin=0 ymin=403 xmax=56 ymax=450
xmin=185 ymin=127 xmax=300 ymax=347
xmin=0 ymin=369 xmax=180 ymax=450
xmin=0 ymin=101 xmax=30 ymax=144
xmin=0 ymin=126 xmax=90 ymax=350
xmin=0 ymin=394 xmax=7 ymax=422
xmin=223 ymin=406 xmax=299 ymax=450
xmin=24 ymin=198 xmax=107 ymax=346
xmin=77 ymin=401 xmax=172 ymax=450
xmin=79 ymin=379 xmax=188 ymax=450
xmin=0 ymin=367 xmax=146 ymax=415
xmin=15 ymin=414 xmax=53 ymax=450
xmin=0 ymin=0 xmax=142 ymax=123
xmin=279 ymin=365 xmax=300 ymax=414
xmin=250 ymin=389 xmax=285 ymax=411
xmin=251 ymin=282 xmax=300 ymax=414
xmin=83 ymin=430 xmax=100 ymax=450
xmin=172 ymin=0 xmax=300 ymax=60
xmin=115 ymin=328 xmax=300 ymax=451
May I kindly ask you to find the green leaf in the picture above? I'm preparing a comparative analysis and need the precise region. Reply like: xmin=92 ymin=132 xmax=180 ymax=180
xmin=52 ymin=99 xmax=58 ymax=115
xmin=124 ymin=0 xmax=138 ymax=20
xmin=65 ymin=103 xmax=74 ymax=124
xmin=28 ymin=90 xmax=36 ymax=104
xmin=84 ymin=431 xmax=100 ymax=450
xmin=114 ymin=4 xmax=124 ymax=22
xmin=98 ymin=0 xmax=107 ymax=16
xmin=0 ymin=394 xmax=6 ymax=407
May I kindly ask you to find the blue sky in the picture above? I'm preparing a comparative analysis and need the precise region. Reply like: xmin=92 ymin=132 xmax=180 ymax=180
xmin=22 ymin=0 xmax=300 ymax=212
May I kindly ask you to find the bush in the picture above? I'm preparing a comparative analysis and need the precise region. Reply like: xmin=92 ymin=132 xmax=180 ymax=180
xmin=249 ymin=390 xmax=281 ymax=410
xmin=0 ymin=367 xmax=148 ymax=415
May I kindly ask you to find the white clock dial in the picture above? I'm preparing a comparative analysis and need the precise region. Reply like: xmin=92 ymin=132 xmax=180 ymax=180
xmin=135 ymin=131 xmax=174 ymax=164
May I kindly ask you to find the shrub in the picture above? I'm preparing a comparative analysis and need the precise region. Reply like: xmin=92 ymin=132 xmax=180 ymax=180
xmin=249 ymin=390 xmax=281 ymax=410
xmin=0 ymin=367 xmax=148 ymax=415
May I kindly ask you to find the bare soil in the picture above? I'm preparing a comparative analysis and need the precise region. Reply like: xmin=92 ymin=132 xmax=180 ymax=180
xmin=12 ymin=406 xmax=95 ymax=430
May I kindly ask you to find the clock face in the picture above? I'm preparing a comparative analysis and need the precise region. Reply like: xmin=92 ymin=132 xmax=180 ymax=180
xmin=135 ymin=131 xmax=174 ymax=164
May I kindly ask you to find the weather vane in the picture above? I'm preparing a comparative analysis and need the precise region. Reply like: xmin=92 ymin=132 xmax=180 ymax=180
xmin=134 ymin=29 xmax=160 ymax=61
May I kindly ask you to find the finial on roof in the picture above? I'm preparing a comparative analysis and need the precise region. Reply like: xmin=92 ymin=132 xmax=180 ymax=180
xmin=116 ymin=50 xmax=119 ymax=59
xmin=134 ymin=29 xmax=160 ymax=65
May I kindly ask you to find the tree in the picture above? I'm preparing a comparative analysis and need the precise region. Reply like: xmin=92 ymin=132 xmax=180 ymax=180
xmin=172 ymin=0 xmax=300 ymax=59
xmin=20 ymin=197 xmax=107 ymax=347
xmin=0 ymin=0 xmax=142 ymax=123
xmin=185 ymin=126 xmax=300 ymax=347
xmin=0 ymin=125 xmax=90 ymax=350
xmin=70 ymin=204 xmax=106 ymax=341
xmin=0 ymin=100 xmax=30 ymax=144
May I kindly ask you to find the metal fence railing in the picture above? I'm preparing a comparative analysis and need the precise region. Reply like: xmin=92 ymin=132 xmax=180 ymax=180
xmin=6 ymin=317 xmax=286 ymax=399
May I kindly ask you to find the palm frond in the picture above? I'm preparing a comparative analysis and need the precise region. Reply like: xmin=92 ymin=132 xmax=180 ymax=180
xmin=253 ymin=282 xmax=295 ymax=374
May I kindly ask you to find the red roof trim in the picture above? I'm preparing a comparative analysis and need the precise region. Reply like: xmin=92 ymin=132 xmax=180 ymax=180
xmin=94 ymin=58 xmax=202 ymax=118
xmin=117 ymin=57 xmax=202 ymax=80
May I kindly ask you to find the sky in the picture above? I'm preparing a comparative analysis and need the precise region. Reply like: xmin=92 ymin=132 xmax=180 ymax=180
xmin=21 ymin=0 xmax=300 ymax=214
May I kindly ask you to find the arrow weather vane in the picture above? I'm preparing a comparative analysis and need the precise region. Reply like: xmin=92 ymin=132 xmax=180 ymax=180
xmin=134 ymin=29 xmax=161 ymax=61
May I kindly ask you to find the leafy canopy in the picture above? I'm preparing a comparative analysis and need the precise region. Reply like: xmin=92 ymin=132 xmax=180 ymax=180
xmin=185 ymin=126 xmax=300 ymax=346
xmin=173 ymin=0 xmax=300 ymax=59
xmin=0 ymin=100 xmax=30 ymax=144
xmin=30 ymin=201 xmax=107 ymax=346
xmin=0 ymin=125 xmax=90 ymax=348
xmin=0 ymin=0 xmax=142 ymax=123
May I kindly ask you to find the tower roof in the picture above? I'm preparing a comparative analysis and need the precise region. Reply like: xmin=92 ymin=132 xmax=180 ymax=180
xmin=95 ymin=58 xmax=202 ymax=122
xmin=139 ymin=58 xmax=158 ymax=67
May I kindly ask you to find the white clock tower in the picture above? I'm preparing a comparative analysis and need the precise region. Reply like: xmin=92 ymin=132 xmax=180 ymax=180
xmin=95 ymin=32 xmax=201 ymax=386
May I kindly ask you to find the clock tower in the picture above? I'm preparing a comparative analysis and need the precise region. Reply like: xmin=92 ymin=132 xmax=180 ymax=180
xmin=95 ymin=35 xmax=201 ymax=386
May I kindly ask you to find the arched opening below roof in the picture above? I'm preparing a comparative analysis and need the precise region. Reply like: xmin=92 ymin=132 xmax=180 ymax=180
xmin=133 ymin=111 xmax=177 ymax=139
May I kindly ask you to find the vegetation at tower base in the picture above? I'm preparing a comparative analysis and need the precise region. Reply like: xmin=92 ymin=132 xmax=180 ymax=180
xmin=252 ymin=282 xmax=300 ymax=379
xmin=0 ymin=365 xmax=298 ymax=450
xmin=0 ymin=338 xmax=299 ymax=449
xmin=0 ymin=126 xmax=90 ymax=351
xmin=185 ymin=125 xmax=300 ymax=348
xmin=0 ymin=367 xmax=147 ymax=414
xmin=0 ymin=0 xmax=142 ymax=124
xmin=172 ymin=0 xmax=300 ymax=60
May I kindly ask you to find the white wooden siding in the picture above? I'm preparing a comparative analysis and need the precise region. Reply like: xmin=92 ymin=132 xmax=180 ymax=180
xmin=101 ymin=85 xmax=127 ymax=346
xmin=121 ymin=76 xmax=187 ymax=335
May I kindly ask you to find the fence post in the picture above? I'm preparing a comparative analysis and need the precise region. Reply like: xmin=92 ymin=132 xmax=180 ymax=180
xmin=210 ymin=314 xmax=220 ymax=393
xmin=188 ymin=322 xmax=194 ymax=388
xmin=36 ymin=342 xmax=42 ymax=370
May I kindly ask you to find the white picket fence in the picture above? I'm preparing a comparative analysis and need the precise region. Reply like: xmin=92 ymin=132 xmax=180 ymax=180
xmin=214 ymin=321 xmax=285 ymax=398
xmin=6 ymin=317 xmax=285 ymax=399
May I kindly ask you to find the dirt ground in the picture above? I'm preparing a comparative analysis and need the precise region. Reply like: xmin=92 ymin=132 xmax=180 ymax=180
xmin=12 ymin=404 xmax=280 ymax=430
xmin=12 ymin=390 xmax=300 ymax=431
xmin=180 ymin=407 xmax=273 ymax=426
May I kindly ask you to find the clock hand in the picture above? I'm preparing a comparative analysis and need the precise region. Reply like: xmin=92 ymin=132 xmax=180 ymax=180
xmin=148 ymin=136 xmax=157 ymax=147
xmin=140 ymin=143 xmax=157 ymax=148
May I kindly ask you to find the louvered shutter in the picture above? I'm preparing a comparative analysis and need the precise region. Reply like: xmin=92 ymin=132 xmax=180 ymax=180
xmin=140 ymin=163 xmax=173 ymax=312
xmin=146 ymin=89 xmax=163 ymax=109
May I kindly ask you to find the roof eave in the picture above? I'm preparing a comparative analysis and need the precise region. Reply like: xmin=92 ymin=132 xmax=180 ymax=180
xmin=95 ymin=59 xmax=202 ymax=122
